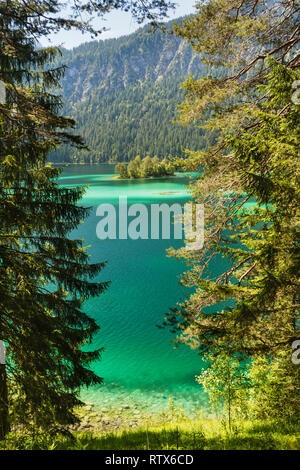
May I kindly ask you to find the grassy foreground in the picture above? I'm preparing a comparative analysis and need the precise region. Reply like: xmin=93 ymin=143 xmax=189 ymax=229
xmin=1 ymin=418 xmax=299 ymax=450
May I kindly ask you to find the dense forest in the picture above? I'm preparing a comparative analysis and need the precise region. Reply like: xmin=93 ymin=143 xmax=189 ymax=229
xmin=52 ymin=20 xmax=216 ymax=163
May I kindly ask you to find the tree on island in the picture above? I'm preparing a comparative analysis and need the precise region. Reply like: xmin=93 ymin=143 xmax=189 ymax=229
xmin=115 ymin=155 xmax=176 ymax=178
xmin=0 ymin=0 xmax=173 ymax=439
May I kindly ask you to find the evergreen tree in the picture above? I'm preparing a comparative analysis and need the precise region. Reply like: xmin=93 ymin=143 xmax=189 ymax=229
xmin=164 ymin=1 xmax=300 ymax=418
xmin=0 ymin=0 xmax=173 ymax=438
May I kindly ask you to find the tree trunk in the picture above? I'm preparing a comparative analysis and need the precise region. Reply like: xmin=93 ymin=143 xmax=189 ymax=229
xmin=0 ymin=364 xmax=9 ymax=440
xmin=227 ymin=357 xmax=232 ymax=437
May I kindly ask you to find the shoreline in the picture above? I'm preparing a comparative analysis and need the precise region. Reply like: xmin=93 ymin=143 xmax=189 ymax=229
xmin=73 ymin=400 xmax=206 ymax=433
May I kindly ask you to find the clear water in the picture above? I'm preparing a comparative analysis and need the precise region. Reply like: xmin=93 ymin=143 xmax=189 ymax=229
xmin=58 ymin=164 xmax=210 ymax=416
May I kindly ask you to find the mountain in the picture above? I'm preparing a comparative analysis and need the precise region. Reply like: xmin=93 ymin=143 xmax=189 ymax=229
xmin=52 ymin=19 xmax=212 ymax=163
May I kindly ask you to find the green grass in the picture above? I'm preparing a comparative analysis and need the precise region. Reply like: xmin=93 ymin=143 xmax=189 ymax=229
xmin=1 ymin=418 xmax=299 ymax=450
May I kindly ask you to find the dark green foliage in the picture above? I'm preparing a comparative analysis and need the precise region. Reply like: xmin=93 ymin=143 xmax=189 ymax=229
xmin=163 ymin=0 xmax=300 ymax=420
xmin=0 ymin=0 xmax=175 ymax=438
xmin=0 ymin=0 xmax=152 ymax=435
xmin=0 ymin=0 xmax=175 ymax=439
xmin=50 ymin=21 xmax=215 ymax=163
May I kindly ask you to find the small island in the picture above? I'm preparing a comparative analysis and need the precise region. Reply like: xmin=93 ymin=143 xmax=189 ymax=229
xmin=115 ymin=156 xmax=177 ymax=179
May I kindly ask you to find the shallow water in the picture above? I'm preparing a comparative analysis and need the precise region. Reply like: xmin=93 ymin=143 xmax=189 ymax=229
xmin=58 ymin=164 xmax=210 ymax=416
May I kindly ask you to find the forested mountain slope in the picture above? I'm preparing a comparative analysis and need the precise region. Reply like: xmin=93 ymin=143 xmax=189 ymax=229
xmin=53 ymin=19 xmax=214 ymax=163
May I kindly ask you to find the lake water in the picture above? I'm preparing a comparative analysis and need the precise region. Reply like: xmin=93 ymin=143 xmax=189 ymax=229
xmin=58 ymin=164 xmax=209 ymax=417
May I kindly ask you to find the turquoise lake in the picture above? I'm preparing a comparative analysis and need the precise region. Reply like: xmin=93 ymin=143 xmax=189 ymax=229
xmin=58 ymin=164 xmax=209 ymax=416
